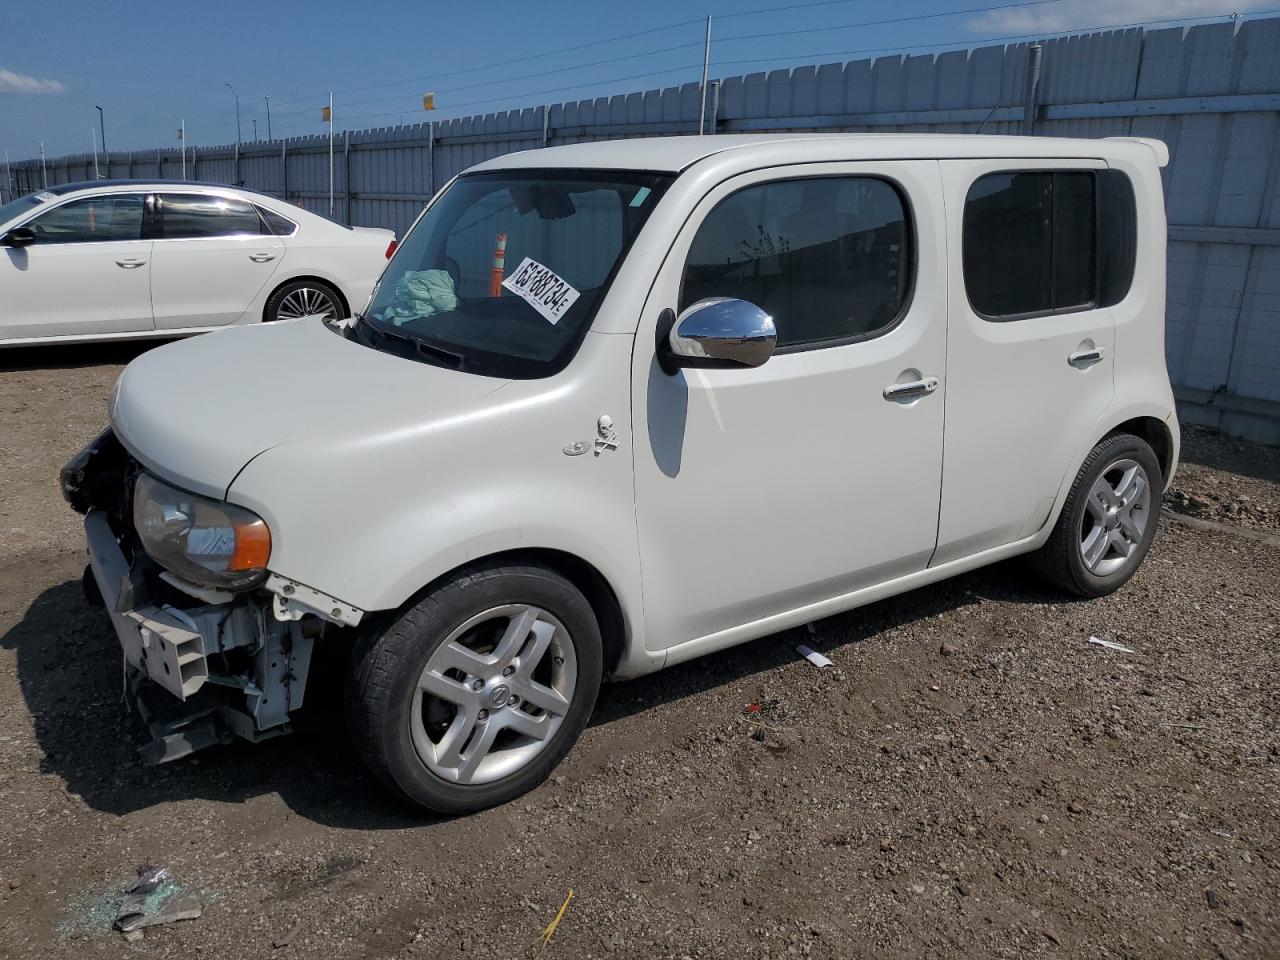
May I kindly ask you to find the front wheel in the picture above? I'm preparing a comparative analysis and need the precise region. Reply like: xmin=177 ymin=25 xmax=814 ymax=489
xmin=346 ymin=564 xmax=602 ymax=814
xmin=1031 ymin=432 xmax=1163 ymax=597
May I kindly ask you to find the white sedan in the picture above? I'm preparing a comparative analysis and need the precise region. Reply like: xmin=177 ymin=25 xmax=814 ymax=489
xmin=0 ymin=181 xmax=395 ymax=346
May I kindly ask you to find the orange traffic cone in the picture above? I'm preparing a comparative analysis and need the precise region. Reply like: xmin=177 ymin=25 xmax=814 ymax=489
xmin=489 ymin=233 xmax=509 ymax=297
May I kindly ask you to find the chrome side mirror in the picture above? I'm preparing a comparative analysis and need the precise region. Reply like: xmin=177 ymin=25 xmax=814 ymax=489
xmin=658 ymin=297 xmax=777 ymax=375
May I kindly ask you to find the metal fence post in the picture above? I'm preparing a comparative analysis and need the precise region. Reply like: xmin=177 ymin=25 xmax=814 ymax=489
xmin=427 ymin=122 xmax=435 ymax=197
xmin=708 ymin=79 xmax=721 ymax=135
xmin=344 ymin=130 xmax=352 ymax=225
xmin=281 ymin=140 xmax=288 ymax=199
xmin=1022 ymin=43 xmax=1044 ymax=136
xmin=541 ymin=104 xmax=550 ymax=147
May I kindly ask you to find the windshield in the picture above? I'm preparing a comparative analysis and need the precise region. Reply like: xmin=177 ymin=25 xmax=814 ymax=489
xmin=0 ymin=193 xmax=48 ymax=227
xmin=360 ymin=169 xmax=673 ymax=378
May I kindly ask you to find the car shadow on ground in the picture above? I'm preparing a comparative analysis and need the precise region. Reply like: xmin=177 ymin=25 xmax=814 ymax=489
xmin=1 ymin=561 xmax=1066 ymax=831
xmin=0 ymin=340 xmax=163 ymax=372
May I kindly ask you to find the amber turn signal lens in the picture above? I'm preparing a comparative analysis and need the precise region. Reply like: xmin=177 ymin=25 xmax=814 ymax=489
xmin=228 ymin=519 xmax=272 ymax=572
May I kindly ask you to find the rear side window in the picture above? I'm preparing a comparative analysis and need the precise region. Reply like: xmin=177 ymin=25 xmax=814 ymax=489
xmin=257 ymin=206 xmax=298 ymax=236
xmin=681 ymin=176 xmax=912 ymax=350
xmin=26 ymin=195 xmax=145 ymax=244
xmin=159 ymin=193 xmax=267 ymax=239
xmin=962 ymin=169 xmax=1136 ymax=320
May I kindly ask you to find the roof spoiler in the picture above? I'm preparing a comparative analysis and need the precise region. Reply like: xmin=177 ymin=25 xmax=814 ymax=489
xmin=1104 ymin=137 xmax=1169 ymax=168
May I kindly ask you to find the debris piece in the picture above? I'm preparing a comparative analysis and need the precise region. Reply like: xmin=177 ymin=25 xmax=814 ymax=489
xmin=531 ymin=889 xmax=574 ymax=957
xmin=742 ymin=699 xmax=787 ymax=723
xmin=273 ymin=920 xmax=305 ymax=949
xmin=113 ymin=865 xmax=201 ymax=934
xmin=796 ymin=644 xmax=833 ymax=670
xmin=1087 ymin=636 xmax=1134 ymax=654
xmin=1206 ymin=888 xmax=1218 ymax=910
xmin=939 ymin=642 xmax=958 ymax=656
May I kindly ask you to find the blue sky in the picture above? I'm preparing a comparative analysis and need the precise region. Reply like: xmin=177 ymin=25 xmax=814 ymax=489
xmin=1 ymin=0 xmax=1272 ymax=159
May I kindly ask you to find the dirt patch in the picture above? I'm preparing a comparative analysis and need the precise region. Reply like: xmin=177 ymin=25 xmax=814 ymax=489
xmin=1 ymin=345 xmax=1277 ymax=959
xmin=1168 ymin=424 xmax=1280 ymax=531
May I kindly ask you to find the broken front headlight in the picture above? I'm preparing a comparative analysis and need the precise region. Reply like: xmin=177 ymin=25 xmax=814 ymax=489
xmin=133 ymin=474 xmax=271 ymax=590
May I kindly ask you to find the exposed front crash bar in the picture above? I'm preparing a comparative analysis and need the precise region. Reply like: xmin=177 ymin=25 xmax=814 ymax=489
xmin=85 ymin=510 xmax=319 ymax=763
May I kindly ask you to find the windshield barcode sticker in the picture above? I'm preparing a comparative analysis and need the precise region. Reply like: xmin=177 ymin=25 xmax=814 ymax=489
xmin=501 ymin=257 xmax=581 ymax=325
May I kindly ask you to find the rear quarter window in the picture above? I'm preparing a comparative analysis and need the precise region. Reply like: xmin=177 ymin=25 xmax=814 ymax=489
xmin=962 ymin=168 xmax=1137 ymax=321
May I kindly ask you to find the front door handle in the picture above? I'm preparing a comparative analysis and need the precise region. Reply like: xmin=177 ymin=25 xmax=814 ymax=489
xmin=115 ymin=258 xmax=146 ymax=268
xmin=1068 ymin=346 xmax=1106 ymax=368
xmin=248 ymin=252 xmax=277 ymax=263
xmin=883 ymin=376 xmax=939 ymax=402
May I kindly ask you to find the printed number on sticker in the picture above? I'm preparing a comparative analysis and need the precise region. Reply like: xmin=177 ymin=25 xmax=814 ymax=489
xmin=501 ymin=257 xmax=581 ymax=324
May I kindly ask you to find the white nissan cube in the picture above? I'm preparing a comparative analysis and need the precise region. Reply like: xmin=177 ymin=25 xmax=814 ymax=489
xmin=64 ymin=134 xmax=1179 ymax=814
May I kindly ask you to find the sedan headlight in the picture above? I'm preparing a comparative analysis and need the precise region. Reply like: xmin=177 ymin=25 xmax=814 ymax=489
xmin=133 ymin=474 xmax=271 ymax=590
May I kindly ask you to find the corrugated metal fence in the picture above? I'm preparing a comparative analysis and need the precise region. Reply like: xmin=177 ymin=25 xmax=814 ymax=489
xmin=7 ymin=18 xmax=1280 ymax=442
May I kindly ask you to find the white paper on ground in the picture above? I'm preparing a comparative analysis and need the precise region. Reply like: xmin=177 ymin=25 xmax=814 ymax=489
xmin=1088 ymin=635 xmax=1135 ymax=653
xmin=500 ymin=256 xmax=581 ymax=324
xmin=796 ymin=644 xmax=833 ymax=669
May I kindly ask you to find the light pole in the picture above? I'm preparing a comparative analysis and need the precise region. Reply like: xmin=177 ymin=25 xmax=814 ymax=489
xmin=226 ymin=82 xmax=241 ymax=146
xmin=264 ymin=96 xmax=272 ymax=140
xmin=96 ymin=105 xmax=108 ymax=171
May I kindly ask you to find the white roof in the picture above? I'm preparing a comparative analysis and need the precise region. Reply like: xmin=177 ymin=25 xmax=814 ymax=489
xmin=470 ymin=133 xmax=1168 ymax=173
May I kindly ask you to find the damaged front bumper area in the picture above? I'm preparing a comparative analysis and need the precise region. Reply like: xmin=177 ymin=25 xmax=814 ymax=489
xmin=69 ymin=429 xmax=359 ymax=764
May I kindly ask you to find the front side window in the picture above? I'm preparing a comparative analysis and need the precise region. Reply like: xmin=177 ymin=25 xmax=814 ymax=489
xmin=963 ymin=169 xmax=1136 ymax=320
xmin=25 ymin=195 xmax=145 ymax=244
xmin=159 ymin=193 xmax=266 ymax=239
xmin=681 ymin=176 xmax=912 ymax=349
xmin=361 ymin=169 xmax=673 ymax=379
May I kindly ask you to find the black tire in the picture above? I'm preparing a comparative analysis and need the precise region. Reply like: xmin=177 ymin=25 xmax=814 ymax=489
xmin=346 ymin=564 xmax=602 ymax=815
xmin=263 ymin=279 xmax=345 ymax=323
xmin=1031 ymin=432 xmax=1163 ymax=597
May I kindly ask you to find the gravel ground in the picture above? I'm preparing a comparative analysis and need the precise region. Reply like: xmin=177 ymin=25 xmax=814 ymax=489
xmin=1 ymin=343 xmax=1277 ymax=960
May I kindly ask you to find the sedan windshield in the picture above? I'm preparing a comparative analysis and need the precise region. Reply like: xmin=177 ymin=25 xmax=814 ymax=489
xmin=0 ymin=192 xmax=48 ymax=227
xmin=360 ymin=169 xmax=673 ymax=378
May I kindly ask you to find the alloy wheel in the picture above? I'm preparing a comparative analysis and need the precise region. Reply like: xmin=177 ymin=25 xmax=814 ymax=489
xmin=276 ymin=286 xmax=340 ymax=321
xmin=1078 ymin=457 xmax=1151 ymax=576
xmin=411 ymin=604 xmax=577 ymax=785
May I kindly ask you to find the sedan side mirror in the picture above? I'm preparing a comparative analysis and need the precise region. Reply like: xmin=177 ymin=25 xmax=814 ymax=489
xmin=658 ymin=297 xmax=777 ymax=375
xmin=2 ymin=227 xmax=36 ymax=248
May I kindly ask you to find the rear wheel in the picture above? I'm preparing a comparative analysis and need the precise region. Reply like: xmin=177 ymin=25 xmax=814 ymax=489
xmin=1031 ymin=432 xmax=1162 ymax=597
xmin=346 ymin=564 xmax=602 ymax=814
xmin=264 ymin=279 xmax=344 ymax=323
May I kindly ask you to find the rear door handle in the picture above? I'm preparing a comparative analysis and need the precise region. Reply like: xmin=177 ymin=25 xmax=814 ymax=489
xmin=1068 ymin=347 xmax=1106 ymax=368
xmin=249 ymin=252 xmax=277 ymax=263
xmin=115 ymin=258 xmax=146 ymax=268
xmin=883 ymin=376 xmax=939 ymax=402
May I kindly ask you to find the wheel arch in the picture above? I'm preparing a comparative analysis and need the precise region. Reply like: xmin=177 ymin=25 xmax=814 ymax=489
xmin=1038 ymin=405 xmax=1179 ymax=541
xmin=262 ymin=274 xmax=351 ymax=323
xmin=401 ymin=548 xmax=628 ymax=679
xmin=1104 ymin=415 xmax=1175 ymax=486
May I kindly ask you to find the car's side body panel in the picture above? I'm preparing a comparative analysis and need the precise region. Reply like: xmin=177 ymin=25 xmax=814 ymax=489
xmin=629 ymin=160 xmax=949 ymax=651
xmin=932 ymin=157 xmax=1117 ymax=566
xmin=224 ymin=328 xmax=648 ymax=665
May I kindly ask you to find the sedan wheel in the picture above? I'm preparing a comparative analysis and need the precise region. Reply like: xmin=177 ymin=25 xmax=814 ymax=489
xmin=275 ymin=284 xmax=340 ymax=321
xmin=411 ymin=604 xmax=577 ymax=785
